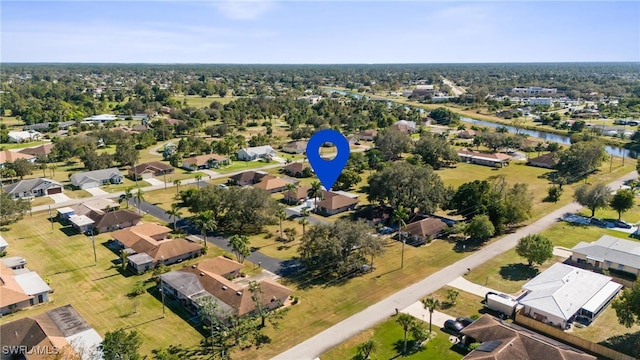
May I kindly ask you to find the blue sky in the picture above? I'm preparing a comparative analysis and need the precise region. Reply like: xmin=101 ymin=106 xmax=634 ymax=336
xmin=2 ymin=1 xmax=639 ymax=63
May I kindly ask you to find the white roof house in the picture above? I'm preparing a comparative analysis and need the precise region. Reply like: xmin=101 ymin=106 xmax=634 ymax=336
xmin=571 ymin=235 xmax=640 ymax=276
xmin=0 ymin=234 xmax=8 ymax=252
xmin=83 ymin=114 xmax=118 ymax=122
xmin=15 ymin=271 xmax=52 ymax=296
xmin=236 ymin=145 xmax=277 ymax=161
xmin=519 ymin=263 xmax=622 ymax=328
xmin=7 ymin=131 xmax=42 ymax=143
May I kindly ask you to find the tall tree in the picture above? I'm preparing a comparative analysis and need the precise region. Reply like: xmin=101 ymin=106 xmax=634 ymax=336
xmin=421 ymin=297 xmax=440 ymax=335
xmin=413 ymin=133 xmax=459 ymax=169
xmin=102 ymin=328 xmax=142 ymax=360
xmin=194 ymin=210 xmax=216 ymax=247
xmin=228 ymin=234 xmax=251 ymax=263
xmin=374 ymin=128 xmax=411 ymax=161
xmin=119 ymin=187 xmax=133 ymax=208
xmin=134 ymin=187 xmax=145 ymax=215
xmin=173 ymin=179 xmax=181 ymax=197
xmin=357 ymin=339 xmax=377 ymax=360
xmin=555 ymin=140 xmax=607 ymax=181
xmin=611 ymin=281 xmax=640 ymax=355
xmin=393 ymin=205 xmax=409 ymax=269
xmin=8 ymin=158 xmax=34 ymax=179
xmin=396 ymin=313 xmax=416 ymax=355
xmin=515 ymin=234 xmax=554 ymax=266
xmin=574 ymin=183 xmax=612 ymax=217
xmin=275 ymin=206 xmax=287 ymax=240
xmin=610 ymin=189 xmax=635 ymax=219
xmin=368 ymin=162 xmax=446 ymax=216
xmin=465 ymin=214 xmax=495 ymax=241
xmin=115 ymin=138 xmax=140 ymax=167
xmin=307 ymin=181 xmax=323 ymax=213
xmin=165 ymin=203 xmax=183 ymax=230
xmin=248 ymin=281 xmax=289 ymax=328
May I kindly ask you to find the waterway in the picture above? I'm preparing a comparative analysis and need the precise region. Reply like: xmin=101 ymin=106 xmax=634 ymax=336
xmin=460 ymin=117 xmax=636 ymax=159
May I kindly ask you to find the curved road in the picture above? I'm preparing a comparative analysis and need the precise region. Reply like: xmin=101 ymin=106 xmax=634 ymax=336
xmin=272 ymin=171 xmax=638 ymax=360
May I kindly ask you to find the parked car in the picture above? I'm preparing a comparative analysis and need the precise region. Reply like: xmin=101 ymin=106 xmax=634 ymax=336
xmin=614 ymin=220 xmax=633 ymax=229
xmin=444 ymin=320 xmax=465 ymax=334
xmin=456 ymin=317 xmax=475 ymax=327
xmin=590 ymin=217 xmax=608 ymax=227
xmin=377 ymin=226 xmax=394 ymax=235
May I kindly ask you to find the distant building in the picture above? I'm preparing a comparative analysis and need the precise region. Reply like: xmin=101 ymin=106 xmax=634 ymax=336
xmin=457 ymin=148 xmax=511 ymax=168
xmin=401 ymin=217 xmax=448 ymax=245
xmin=527 ymin=97 xmax=553 ymax=106
xmin=283 ymin=162 xmax=311 ymax=177
xmin=18 ymin=143 xmax=54 ymax=157
xmin=315 ymin=191 xmax=359 ymax=216
xmin=0 ymin=261 xmax=51 ymax=315
xmin=527 ymin=153 xmax=559 ymax=169
xmin=182 ymin=154 xmax=230 ymax=171
xmin=128 ymin=161 xmax=174 ymax=180
xmin=83 ymin=114 xmax=117 ymax=122
xmin=356 ymin=129 xmax=378 ymax=141
xmin=570 ymin=235 xmax=640 ymax=277
xmin=3 ymin=178 xmax=63 ymax=199
xmin=282 ymin=141 xmax=308 ymax=154
xmin=70 ymin=168 xmax=123 ymax=189
xmin=253 ymin=175 xmax=291 ymax=194
xmin=7 ymin=130 xmax=42 ymax=143
xmin=229 ymin=171 xmax=268 ymax=187
xmin=512 ymin=87 xmax=557 ymax=94
xmin=236 ymin=145 xmax=277 ymax=161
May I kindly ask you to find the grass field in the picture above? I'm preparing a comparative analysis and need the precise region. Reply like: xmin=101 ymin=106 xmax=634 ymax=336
xmin=0 ymin=140 xmax=51 ymax=150
xmin=215 ymin=160 xmax=275 ymax=173
xmin=172 ymin=95 xmax=238 ymax=108
xmin=321 ymin=318 xmax=465 ymax=360
xmin=429 ymin=286 xmax=485 ymax=320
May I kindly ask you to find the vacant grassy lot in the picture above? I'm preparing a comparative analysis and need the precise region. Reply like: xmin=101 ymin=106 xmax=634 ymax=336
xmin=248 ymin=220 xmax=309 ymax=260
xmin=215 ymin=160 xmax=275 ymax=173
xmin=172 ymin=95 xmax=238 ymax=108
xmin=429 ymin=286 xmax=485 ymax=320
xmin=321 ymin=318 xmax=464 ymax=360
xmin=572 ymin=303 xmax=640 ymax=356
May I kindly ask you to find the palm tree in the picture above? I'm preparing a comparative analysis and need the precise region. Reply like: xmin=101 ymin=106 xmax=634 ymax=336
xmin=165 ymin=203 xmax=183 ymax=230
xmin=194 ymin=210 xmax=216 ymax=247
xmin=40 ymin=163 xmax=48 ymax=177
xmin=392 ymin=205 xmax=409 ymax=269
xmin=195 ymin=174 xmax=202 ymax=188
xmin=284 ymin=183 xmax=298 ymax=204
xmin=307 ymin=181 xmax=323 ymax=213
xmin=357 ymin=339 xmax=376 ymax=360
xmin=421 ymin=297 xmax=441 ymax=335
xmin=396 ymin=313 xmax=415 ymax=355
xmin=173 ymin=179 xmax=182 ymax=197
xmin=298 ymin=217 xmax=309 ymax=236
xmin=134 ymin=187 xmax=145 ymax=215
xmin=50 ymin=164 xmax=57 ymax=177
xmin=119 ymin=187 xmax=133 ymax=209
xmin=228 ymin=234 xmax=251 ymax=263
xmin=275 ymin=207 xmax=287 ymax=240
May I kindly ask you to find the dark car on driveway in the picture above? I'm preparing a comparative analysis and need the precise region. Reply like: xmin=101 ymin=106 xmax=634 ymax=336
xmin=614 ymin=220 xmax=633 ymax=229
xmin=444 ymin=320 xmax=465 ymax=334
xmin=456 ymin=317 xmax=475 ymax=327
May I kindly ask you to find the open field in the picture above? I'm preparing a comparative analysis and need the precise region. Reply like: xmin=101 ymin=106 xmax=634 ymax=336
xmin=0 ymin=140 xmax=51 ymax=150
xmin=215 ymin=159 xmax=275 ymax=173
xmin=248 ymin=220 xmax=308 ymax=260
xmin=429 ymin=286 xmax=485 ymax=320
xmin=172 ymin=95 xmax=238 ymax=108
xmin=0 ymin=116 xmax=25 ymax=128
xmin=321 ymin=318 xmax=464 ymax=360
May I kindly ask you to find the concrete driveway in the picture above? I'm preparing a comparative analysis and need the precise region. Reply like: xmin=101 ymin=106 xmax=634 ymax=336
xmin=84 ymin=187 xmax=108 ymax=196
xmin=144 ymin=178 xmax=164 ymax=186
xmin=401 ymin=301 xmax=455 ymax=328
xmin=49 ymin=193 xmax=72 ymax=203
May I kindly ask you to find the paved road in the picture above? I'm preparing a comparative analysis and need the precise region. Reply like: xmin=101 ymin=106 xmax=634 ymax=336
xmin=272 ymin=171 xmax=638 ymax=360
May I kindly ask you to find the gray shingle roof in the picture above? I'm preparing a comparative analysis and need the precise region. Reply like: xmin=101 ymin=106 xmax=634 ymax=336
xmin=3 ymin=178 xmax=61 ymax=194
xmin=572 ymin=235 xmax=640 ymax=270
xmin=70 ymin=168 xmax=121 ymax=186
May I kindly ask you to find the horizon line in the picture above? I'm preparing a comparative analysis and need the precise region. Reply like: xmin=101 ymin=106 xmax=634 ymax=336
xmin=2 ymin=61 xmax=639 ymax=66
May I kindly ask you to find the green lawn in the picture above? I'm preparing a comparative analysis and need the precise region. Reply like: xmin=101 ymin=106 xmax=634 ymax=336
xmin=322 ymin=318 xmax=465 ymax=360
xmin=429 ymin=286 xmax=485 ymax=320
xmin=215 ymin=160 xmax=275 ymax=173
xmin=0 ymin=140 xmax=51 ymax=150
xmin=172 ymin=95 xmax=238 ymax=108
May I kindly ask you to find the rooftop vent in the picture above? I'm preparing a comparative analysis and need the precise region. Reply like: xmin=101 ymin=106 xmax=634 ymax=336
xmin=236 ymin=291 xmax=242 ymax=296
xmin=222 ymin=286 xmax=227 ymax=290
xmin=200 ymin=272 xmax=205 ymax=276
xmin=192 ymin=265 xmax=196 ymax=269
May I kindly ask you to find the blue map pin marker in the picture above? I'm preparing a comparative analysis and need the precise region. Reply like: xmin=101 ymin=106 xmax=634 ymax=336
xmin=306 ymin=129 xmax=350 ymax=191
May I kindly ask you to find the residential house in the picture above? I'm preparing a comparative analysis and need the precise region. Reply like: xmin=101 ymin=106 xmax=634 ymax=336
xmin=197 ymin=256 xmax=243 ymax=279
xmin=390 ymin=120 xmax=418 ymax=134
xmin=570 ymin=235 xmax=640 ymax=277
xmin=518 ymin=263 xmax=622 ymax=328
xmin=128 ymin=161 xmax=174 ymax=180
xmin=283 ymin=185 xmax=311 ymax=204
xmin=18 ymin=143 xmax=54 ymax=157
xmin=457 ymin=129 xmax=477 ymax=139
xmin=282 ymin=140 xmax=308 ymax=154
xmin=283 ymin=162 xmax=311 ymax=177
xmin=86 ymin=209 xmax=142 ymax=233
xmin=236 ymin=145 xmax=276 ymax=161
xmin=1 ymin=304 xmax=103 ymax=360
xmin=0 ymin=234 xmax=8 ymax=253
xmin=70 ymin=168 xmax=123 ymax=189
xmin=7 ymin=131 xmax=42 ymax=143
xmin=59 ymin=198 xmax=120 ymax=219
xmin=315 ymin=191 xmax=359 ymax=216
xmin=460 ymin=314 xmax=595 ymax=360
xmin=253 ymin=175 xmax=291 ymax=194
xmin=402 ymin=217 xmax=448 ymax=246
xmin=0 ymin=262 xmax=51 ymax=315
xmin=357 ymin=129 xmax=378 ymax=141
xmin=527 ymin=153 xmax=559 ymax=169
xmin=457 ymin=148 xmax=511 ymax=168
xmin=3 ymin=178 xmax=63 ymax=199
xmin=182 ymin=154 xmax=230 ymax=171
xmin=229 ymin=170 xmax=268 ymax=186
xmin=82 ymin=114 xmax=117 ymax=122
xmin=112 ymin=223 xmax=203 ymax=274
xmin=160 ymin=259 xmax=292 ymax=318
xmin=0 ymin=150 xmax=36 ymax=168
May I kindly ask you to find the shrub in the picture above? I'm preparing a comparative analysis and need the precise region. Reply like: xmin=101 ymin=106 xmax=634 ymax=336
xmin=129 ymin=282 xmax=146 ymax=297
xmin=292 ymin=296 xmax=299 ymax=305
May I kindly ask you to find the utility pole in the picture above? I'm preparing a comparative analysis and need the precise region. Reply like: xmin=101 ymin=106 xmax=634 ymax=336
xmin=48 ymin=205 xmax=53 ymax=232
xmin=160 ymin=279 xmax=166 ymax=318
xmin=401 ymin=238 xmax=406 ymax=269
xmin=91 ymin=229 xmax=97 ymax=265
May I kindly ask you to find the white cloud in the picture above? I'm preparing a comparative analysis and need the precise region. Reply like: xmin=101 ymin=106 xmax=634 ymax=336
xmin=214 ymin=0 xmax=274 ymax=20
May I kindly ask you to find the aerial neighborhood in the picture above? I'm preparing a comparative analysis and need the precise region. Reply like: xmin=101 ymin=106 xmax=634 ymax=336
xmin=1 ymin=61 xmax=639 ymax=360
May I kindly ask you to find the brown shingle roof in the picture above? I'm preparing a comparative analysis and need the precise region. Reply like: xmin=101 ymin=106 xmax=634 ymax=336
xmin=461 ymin=315 xmax=596 ymax=360
xmin=404 ymin=218 xmax=447 ymax=238
xmin=197 ymin=257 xmax=243 ymax=276
xmin=87 ymin=209 xmax=142 ymax=229
xmin=230 ymin=171 xmax=267 ymax=184
xmin=317 ymin=191 xmax=359 ymax=211
xmin=18 ymin=143 xmax=54 ymax=156
xmin=282 ymin=140 xmax=308 ymax=151
xmin=0 ymin=150 xmax=35 ymax=164
xmin=457 ymin=148 xmax=511 ymax=161
xmin=528 ymin=153 xmax=559 ymax=168
xmin=284 ymin=185 xmax=311 ymax=201
xmin=129 ymin=161 xmax=173 ymax=176
xmin=0 ymin=262 xmax=32 ymax=308
xmin=113 ymin=224 xmax=201 ymax=262
xmin=253 ymin=175 xmax=290 ymax=192
xmin=283 ymin=162 xmax=310 ymax=175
